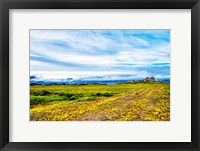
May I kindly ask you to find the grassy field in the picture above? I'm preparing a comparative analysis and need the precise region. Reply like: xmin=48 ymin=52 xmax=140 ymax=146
xmin=30 ymin=82 xmax=170 ymax=121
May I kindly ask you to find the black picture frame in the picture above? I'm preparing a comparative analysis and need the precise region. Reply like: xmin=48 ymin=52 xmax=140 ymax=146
xmin=0 ymin=0 xmax=200 ymax=151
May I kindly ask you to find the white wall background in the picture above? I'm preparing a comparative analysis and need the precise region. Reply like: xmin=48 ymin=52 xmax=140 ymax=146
xmin=9 ymin=9 xmax=191 ymax=142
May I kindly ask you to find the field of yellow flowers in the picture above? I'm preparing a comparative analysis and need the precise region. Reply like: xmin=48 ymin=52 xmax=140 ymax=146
xmin=30 ymin=82 xmax=170 ymax=121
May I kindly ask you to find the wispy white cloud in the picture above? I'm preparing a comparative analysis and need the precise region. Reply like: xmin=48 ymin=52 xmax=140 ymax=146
xmin=30 ymin=30 xmax=170 ymax=80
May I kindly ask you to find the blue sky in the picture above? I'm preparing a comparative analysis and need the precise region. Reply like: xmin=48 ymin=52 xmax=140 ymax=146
xmin=30 ymin=30 xmax=170 ymax=81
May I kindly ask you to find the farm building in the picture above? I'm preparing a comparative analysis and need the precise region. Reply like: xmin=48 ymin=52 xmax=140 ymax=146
xmin=131 ymin=80 xmax=136 ymax=84
xmin=143 ymin=77 xmax=155 ymax=82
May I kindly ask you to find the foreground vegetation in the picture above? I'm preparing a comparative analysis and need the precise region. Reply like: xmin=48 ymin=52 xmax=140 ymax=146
xmin=30 ymin=82 xmax=170 ymax=121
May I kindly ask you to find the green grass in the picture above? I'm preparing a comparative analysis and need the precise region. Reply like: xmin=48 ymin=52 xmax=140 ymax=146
xmin=30 ymin=83 xmax=148 ymax=105
xmin=30 ymin=95 xmax=67 ymax=104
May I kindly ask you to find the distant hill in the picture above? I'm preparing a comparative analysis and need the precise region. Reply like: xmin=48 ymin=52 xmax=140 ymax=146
xmin=30 ymin=77 xmax=170 ymax=85
xmin=157 ymin=78 xmax=170 ymax=82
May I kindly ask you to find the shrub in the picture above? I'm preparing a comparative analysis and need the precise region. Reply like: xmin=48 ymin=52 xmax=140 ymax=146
xmin=102 ymin=92 xmax=113 ymax=97
xmin=30 ymin=90 xmax=52 ymax=96
xmin=59 ymin=92 xmax=73 ymax=98
xmin=91 ymin=92 xmax=113 ymax=97
xmin=69 ymin=96 xmax=77 ymax=100
xmin=30 ymin=96 xmax=66 ymax=105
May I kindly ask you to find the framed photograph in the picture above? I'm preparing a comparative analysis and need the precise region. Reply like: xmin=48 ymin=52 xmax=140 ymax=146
xmin=0 ymin=0 xmax=199 ymax=151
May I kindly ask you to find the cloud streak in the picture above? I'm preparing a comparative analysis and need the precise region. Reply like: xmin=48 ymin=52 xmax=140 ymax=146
xmin=30 ymin=30 xmax=170 ymax=80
